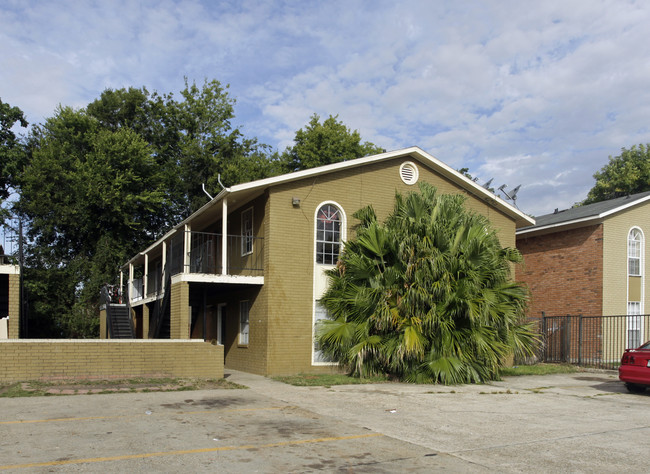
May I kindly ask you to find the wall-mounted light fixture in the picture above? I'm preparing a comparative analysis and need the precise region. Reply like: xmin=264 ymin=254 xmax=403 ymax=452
xmin=292 ymin=197 xmax=301 ymax=207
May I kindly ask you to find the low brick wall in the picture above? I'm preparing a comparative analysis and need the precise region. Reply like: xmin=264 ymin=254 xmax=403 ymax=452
xmin=0 ymin=340 xmax=224 ymax=382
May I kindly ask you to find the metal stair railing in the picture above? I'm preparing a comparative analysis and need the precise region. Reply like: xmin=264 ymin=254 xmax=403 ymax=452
xmin=102 ymin=284 xmax=134 ymax=339
xmin=148 ymin=265 xmax=171 ymax=339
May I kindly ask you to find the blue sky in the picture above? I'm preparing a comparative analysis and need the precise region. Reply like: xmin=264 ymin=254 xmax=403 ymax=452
xmin=2 ymin=0 xmax=650 ymax=217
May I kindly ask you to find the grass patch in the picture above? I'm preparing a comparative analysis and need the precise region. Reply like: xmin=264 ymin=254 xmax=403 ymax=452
xmin=500 ymin=363 xmax=579 ymax=377
xmin=0 ymin=383 xmax=47 ymax=398
xmin=0 ymin=377 xmax=245 ymax=398
xmin=272 ymin=373 xmax=389 ymax=387
xmin=272 ymin=365 xmax=579 ymax=387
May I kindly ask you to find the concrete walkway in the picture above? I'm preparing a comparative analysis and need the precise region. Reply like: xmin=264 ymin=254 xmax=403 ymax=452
xmin=226 ymin=368 xmax=650 ymax=472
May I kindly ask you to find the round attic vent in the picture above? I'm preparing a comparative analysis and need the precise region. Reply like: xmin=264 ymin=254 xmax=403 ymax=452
xmin=399 ymin=161 xmax=419 ymax=185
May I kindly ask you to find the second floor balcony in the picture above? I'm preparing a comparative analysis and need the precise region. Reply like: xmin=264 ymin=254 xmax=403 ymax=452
xmin=126 ymin=230 xmax=264 ymax=304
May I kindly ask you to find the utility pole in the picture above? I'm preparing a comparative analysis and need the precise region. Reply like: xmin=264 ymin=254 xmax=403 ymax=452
xmin=18 ymin=218 xmax=26 ymax=337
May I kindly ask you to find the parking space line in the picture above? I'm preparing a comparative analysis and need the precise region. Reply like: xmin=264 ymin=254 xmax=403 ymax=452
xmin=0 ymin=433 xmax=383 ymax=470
xmin=0 ymin=406 xmax=286 ymax=425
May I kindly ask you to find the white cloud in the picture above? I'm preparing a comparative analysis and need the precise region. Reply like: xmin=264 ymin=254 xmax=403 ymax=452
xmin=2 ymin=0 xmax=650 ymax=216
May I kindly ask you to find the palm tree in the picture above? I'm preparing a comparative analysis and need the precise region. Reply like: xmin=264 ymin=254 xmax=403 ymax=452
xmin=317 ymin=182 xmax=538 ymax=384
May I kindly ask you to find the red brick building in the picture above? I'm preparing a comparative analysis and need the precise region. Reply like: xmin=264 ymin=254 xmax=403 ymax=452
xmin=516 ymin=192 xmax=650 ymax=359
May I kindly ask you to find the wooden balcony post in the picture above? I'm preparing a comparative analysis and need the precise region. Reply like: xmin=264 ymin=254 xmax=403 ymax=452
xmin=184 ymin=224 xmax=191 ymax=274
xmin=221 ymin=198 xmax=228 ymax=275
xmin=143 ymin=253 xmax=148 ymax=297
xmin=128 ymin=263 xmax=133 ymax=303
xmin=161 ymin=241 xmax=167 ymax=292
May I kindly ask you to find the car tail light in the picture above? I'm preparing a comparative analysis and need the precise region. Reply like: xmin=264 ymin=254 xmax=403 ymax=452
xmin=621 ymin=353 xmax=631 ymax=365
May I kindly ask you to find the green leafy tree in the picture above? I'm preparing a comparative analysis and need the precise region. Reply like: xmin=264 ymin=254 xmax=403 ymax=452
xmin=16 ymin=79 xmax=280 ymax=337
xmin=17 ymin=107 xmax=168 ymax=336
xmin=281 ymin=114 xmax=383 ymax=172
xmin=87 ymin=79 xmax=277 ymax=219
xmin=584 ymin=144 xmax=650 ymax=204
xmin=0 ymin=98 xmax=28 ymax=224
xmin=317 ymin=183 xmax=538 ymax=384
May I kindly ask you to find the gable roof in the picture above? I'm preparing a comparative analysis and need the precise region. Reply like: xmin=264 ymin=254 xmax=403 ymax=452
xmin=127 ymin=147 xmax=535 ymax=265
xmin=187 ymin=146 xmax=534 ymax=228
xmin=517 ymin=190 xmax=650 ymax=236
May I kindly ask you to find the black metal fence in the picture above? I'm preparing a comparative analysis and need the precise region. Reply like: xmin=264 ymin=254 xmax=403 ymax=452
xmin=534 ymin=314 xmax=650 ymax=370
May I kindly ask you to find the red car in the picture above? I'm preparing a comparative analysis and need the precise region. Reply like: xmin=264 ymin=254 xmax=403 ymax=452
xmin=619 ymin=341 xmax=650 ymax=393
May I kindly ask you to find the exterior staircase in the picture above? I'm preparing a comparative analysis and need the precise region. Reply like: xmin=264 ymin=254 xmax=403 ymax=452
xmin=106 ymin=303 xmax=134 ymax=339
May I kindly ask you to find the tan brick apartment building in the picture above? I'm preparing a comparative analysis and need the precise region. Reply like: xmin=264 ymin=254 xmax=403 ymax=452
xmin=110 ymin=147 xmax=534 ymax=376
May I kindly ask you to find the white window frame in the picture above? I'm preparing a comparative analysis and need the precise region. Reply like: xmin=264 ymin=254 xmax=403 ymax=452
xmin=216 ymin=303 xmax=226 ymax=346
xmin=627 ymin=302 xmax=642 ymax=349
xmin=315 ymin=203 xmax=344 ymax=265
xmin=628 ymin=228 xmax=643 ymax=276
xmin=241 ymin=207 xmax=254 ymax=256
xmin=626 ymin=227 xmax=645 ymax=349
xmin=312 ymin=300 xmax=335 ymax=364
xmin=312 ymin=201 xmax=346 ymax=365
xmin=239 ymin=300 xmax=249 ymax=345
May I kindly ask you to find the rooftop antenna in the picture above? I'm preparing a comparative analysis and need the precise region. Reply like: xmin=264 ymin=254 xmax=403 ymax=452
xmin=201 ymin=183 xmax=213 ymax=200
xmin=482 ymin=178 xmax=494 ymax=189
xmin=498 ymin=184 xmax=521 ymax=208
xmin=217 ymin=173 xmax=230 ymax=191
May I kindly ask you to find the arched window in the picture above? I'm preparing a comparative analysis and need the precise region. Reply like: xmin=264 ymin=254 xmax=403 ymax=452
xmin=628 ymin=228 xmax=642 ymax=276
xmin=315 ymin=204 xmax=342 ymax=265
xmin=627 ymin=227 xmax=644 ymax=348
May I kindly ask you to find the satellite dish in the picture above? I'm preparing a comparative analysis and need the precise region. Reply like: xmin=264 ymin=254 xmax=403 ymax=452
xmin=483 ymin=178 xmax=494 ymax=189
xmin=498 ymin=184 xmax=521 ymax=208
xmin=510 ymin=185 xmax=521 ymax=199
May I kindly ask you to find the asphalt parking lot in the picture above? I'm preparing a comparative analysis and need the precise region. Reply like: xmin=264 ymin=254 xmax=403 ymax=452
xmin=1 ymin=370 xmax=648 ymax=472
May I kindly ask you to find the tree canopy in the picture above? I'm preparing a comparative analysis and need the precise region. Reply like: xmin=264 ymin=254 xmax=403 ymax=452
xmin=85 ymin=79 xmax=277 ymax=220
xmin=15 ymin=107 xmax=168 ymax=336
xmin=0 ymin=98 xmax=28 ymax=224
xmin=584 ymin=144 xmax=650 ymax=204
xmin=280 ymin=114 xmax=383 ymax=172
xmin=11 ymin=81 xmax=383 ymax=337
xmin=14 ymin=79 xmax=280 ymax=336
xmin=316 ymin=183 xmax=538 ymax=384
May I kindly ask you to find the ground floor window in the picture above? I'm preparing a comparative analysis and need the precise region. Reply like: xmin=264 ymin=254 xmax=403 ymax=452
xmin=627 ymin=302 xmax=642 ymax=349
xmin=313 ymin=301 xmax=334 ymax=364
xmin=239 ymin=300 xmax=249 ymax=345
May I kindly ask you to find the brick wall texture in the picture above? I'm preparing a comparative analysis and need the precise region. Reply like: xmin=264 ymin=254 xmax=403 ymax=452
xmin=170 ymin=281 xmax=190 ymax=339
xmin=259 ymin=157 xmax=518 ymax=375
xmin=602 ymin=204 xmax=649 ymax=316
xmin=516 ymin=224 xmax=604 ymax=318
xmin=7 ymin=273 xmax=20 ymax=338
xmin=133 ymin=156 xmax=521 ymax=376
xmin=0 ymin=340 xmax=223 ymax=382
xmin=1 ymin=269 xmax=21 ymax=339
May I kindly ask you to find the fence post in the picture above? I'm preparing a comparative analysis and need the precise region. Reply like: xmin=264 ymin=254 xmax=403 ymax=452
xmin=541 ymin=312 xmax=546 ymax=362
xmin=578 ymin=314 xmax=583 ymax=366
xmin=560 ymin=314 xmax=571 ymax=362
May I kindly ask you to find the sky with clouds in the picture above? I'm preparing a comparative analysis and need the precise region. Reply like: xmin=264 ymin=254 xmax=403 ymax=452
xmin=2 ymin=0 xmax=650 ymax=217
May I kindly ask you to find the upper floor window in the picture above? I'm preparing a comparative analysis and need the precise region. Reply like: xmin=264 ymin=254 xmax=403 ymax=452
xmin=628 ymin=228 xmax=643 ymax=276
xmin=241 ymin=207 xmax=253 ymax=256
xmin=316 ymin=204 xmax=342 ymax=265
